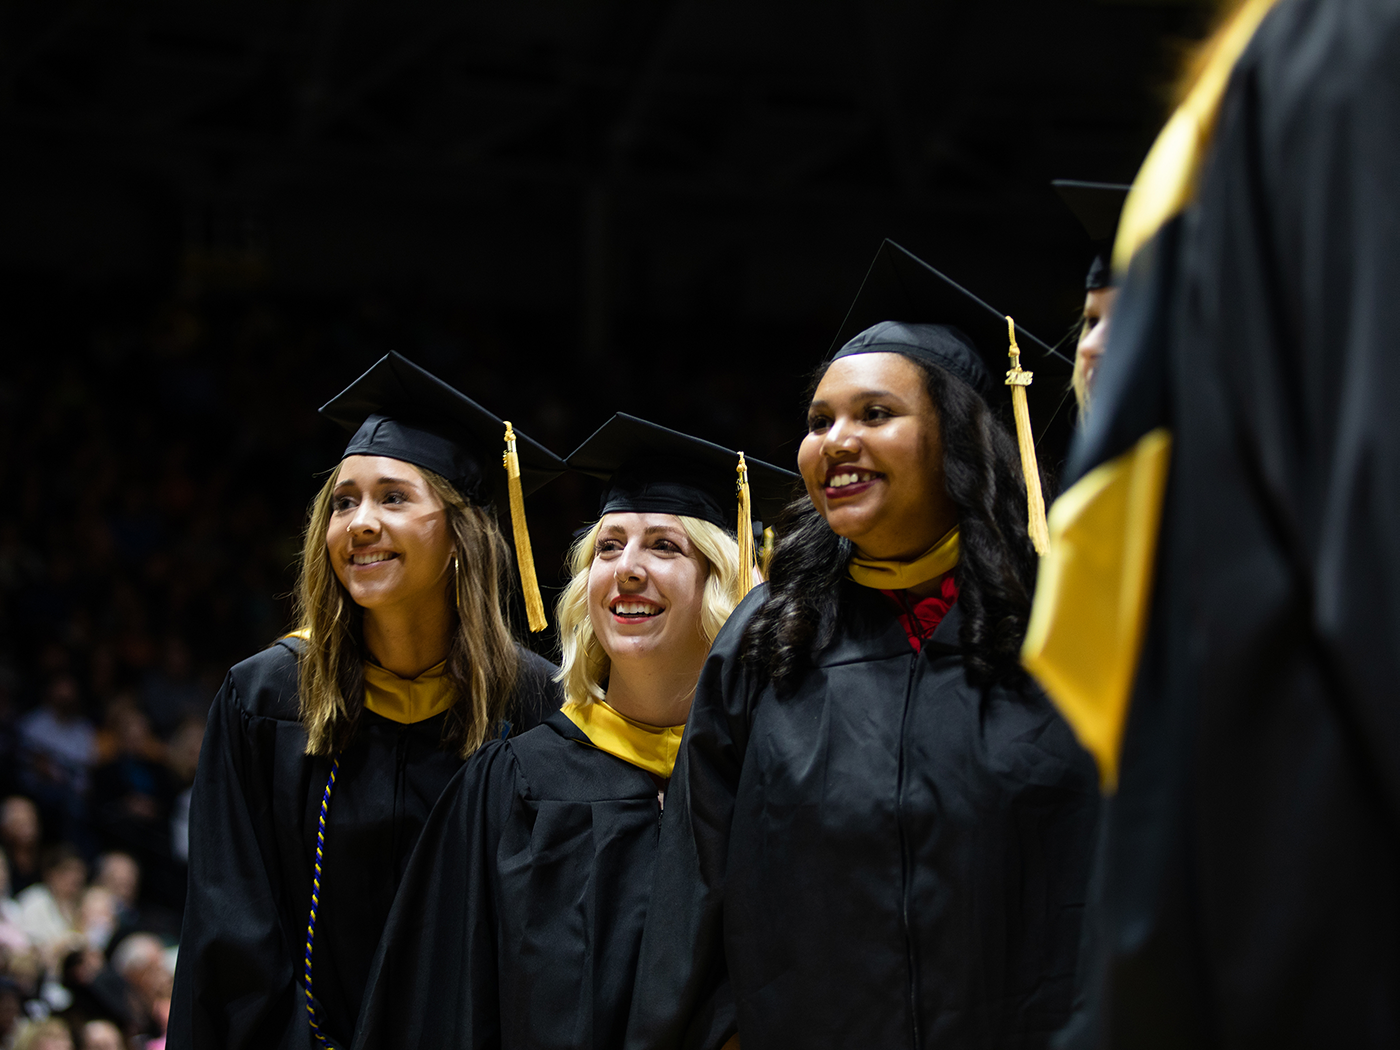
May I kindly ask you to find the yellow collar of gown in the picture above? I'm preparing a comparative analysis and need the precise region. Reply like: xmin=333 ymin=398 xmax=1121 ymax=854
xmin=561 ymin=701 xmax=684 ymax=779
xmin=362 ymin=660 xmax=455 ymax=724
xmin=848 ymin=527 xmax=959 ymax=591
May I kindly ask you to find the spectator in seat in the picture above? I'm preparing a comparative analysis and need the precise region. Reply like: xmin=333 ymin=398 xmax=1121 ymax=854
xmin=14 ymin=846 xmax=85 ymax=975
xmin=17 ymin=678 xmax=95 ymax=850
xmin=0 ymin=800 xmax=41 ymax=895
xmin=78 ymin=1021 xmax=123 ymax=1050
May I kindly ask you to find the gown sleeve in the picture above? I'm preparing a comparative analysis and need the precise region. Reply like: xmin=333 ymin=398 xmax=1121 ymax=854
xmin=625 ymin=591 xmax=765 ymax=1050
xmin=168 ymin=671 xmax=307 ymax=1050
xmin=350 ymin=742 xmax=516 ymax=1050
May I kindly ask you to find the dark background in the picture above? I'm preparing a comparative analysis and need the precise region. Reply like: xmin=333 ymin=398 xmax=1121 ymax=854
xmin=0 ymin=0 xmax=1213 ymax=855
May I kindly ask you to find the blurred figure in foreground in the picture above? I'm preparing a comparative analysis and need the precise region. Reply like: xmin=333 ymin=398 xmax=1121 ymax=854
xmin=1025 ymin=0 xmax=1400 ymax=1044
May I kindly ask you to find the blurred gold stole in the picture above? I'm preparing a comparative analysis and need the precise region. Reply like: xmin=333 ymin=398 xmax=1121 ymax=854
xmin=562 ymin=700 xmax=684 ymax=778
xmin=362 ymin=659 xmax=454 ymax=724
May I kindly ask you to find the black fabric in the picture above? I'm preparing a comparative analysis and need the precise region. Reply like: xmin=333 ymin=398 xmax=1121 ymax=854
xmin=320 ymin=352 xmax=565 ymax=504
xmin=167 ymin=639 xmax=562 ymax=1050
xmin=832 ymin=321 xmax=994 ymax=397
xmin=352 ymin=711 xmax=666 ymax=1050
xmin=1058 ymin=0 xmax=1400 ymax=1044
xmin=627 ymin=584 xmax=1099 ymax=1050
xmin=568 ymin=413 xmax=798 ymax=530
xmin=828 ymin=239 xmax=1070 ymax=374
xmin=1051 ymin=181 xmax=1131 ymax=291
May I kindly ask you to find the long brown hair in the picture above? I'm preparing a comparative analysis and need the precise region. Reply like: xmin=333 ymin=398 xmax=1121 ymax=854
xmin=294 ymin=462 xmax=520 ymax=758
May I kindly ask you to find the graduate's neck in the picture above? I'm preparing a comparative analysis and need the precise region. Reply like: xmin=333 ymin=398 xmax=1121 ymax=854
xmin=362 ymin=596 xmax=453 ymax=679
xmin=603 ymin=651 xmax=702 ymax=729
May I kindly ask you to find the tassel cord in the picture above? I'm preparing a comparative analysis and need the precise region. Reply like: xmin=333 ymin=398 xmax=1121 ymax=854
xmin=1005 ymin=317 xmax=1051 ymax=555
xmin=735 ymin=453 xmax=757 ymax=603
xmin=304 ymin=757 xmax=340 ymax=1048
xmin=503 ymin=422 xmax=548 ymax=633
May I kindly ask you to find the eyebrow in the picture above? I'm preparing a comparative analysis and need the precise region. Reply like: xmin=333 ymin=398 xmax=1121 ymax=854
xmin=809 ymin=389 xmax=898 ymax=409
xmin=599 ymin=524 xmax=686 ymax=537
xmin=334 ymin=476 xmax=416 ymax=490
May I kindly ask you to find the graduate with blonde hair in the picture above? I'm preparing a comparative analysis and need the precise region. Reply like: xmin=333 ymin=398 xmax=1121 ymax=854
xmin=353 ymin=414 xmax=794 ymax=1050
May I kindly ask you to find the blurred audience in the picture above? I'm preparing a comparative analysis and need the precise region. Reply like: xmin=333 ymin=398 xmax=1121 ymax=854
xmin=77 ymin=1021 xmax=122 ymax=1050
xmin=13 ymin=848 xmax=84 ymax=976
xmin=12 ymin=1019 xmax=72 ymax=1050
xmin=110 ymin=935 xmax=170 ymax=1042
xmin=16 ymin=680 xmax=94 ymax=854
xmin=0 ymin=802 xmax=40 ymax=896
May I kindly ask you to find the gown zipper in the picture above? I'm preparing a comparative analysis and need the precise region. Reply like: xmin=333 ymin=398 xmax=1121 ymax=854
xmin=896 ymin=649 xmax=922 ymax=1048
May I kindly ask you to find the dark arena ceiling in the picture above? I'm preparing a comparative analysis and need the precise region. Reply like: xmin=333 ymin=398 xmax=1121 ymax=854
xmin=0 ymin=0 xmax=1213 ymax=474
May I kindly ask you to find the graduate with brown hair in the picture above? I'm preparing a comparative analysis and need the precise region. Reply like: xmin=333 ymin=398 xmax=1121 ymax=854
xmin=169 ymin=353 xmax=563 ymax=1050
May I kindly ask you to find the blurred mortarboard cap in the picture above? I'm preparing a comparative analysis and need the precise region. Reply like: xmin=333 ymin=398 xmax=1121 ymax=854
xmin=568 ymin=413 xmax=796 ymax=530
xmin=827 ymin=240 xmax=1055 ymax=553
xmin=320 ymin=351 xmax=565 ymax=632
xmin=320 ymin=351 xmax=565 ymax=503
xmin=1053 ymin=180 xmax=1131 ymax=291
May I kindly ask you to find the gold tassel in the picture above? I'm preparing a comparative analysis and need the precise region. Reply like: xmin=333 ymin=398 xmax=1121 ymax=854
xmin=735 ymin=452 xmax=757 ymax=603
xmin=758 ymin=527 xmax=776 ymax=580
xmin=1005 ymin=317 xmax=1051 ymax=555
xmin=502 ymin=422 xmax=548 ymax=633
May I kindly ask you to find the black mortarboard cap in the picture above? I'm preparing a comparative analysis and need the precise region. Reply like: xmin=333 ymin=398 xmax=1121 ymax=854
xmin=320 ymin=352 xmax=565 ymax=504
xmin=568 ymin=413 xmax=797 ymax=532
xmin=1053 ymin=180 xmax=1131 ymax=291
xmin=828 ymin=239 xmax=1069 ymax=396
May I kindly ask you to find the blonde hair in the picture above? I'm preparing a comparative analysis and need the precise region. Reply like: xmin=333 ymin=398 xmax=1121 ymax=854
xmin=294 ymin=462 xmax=520 ymax=759
xmin=554 ymin=515 xmax=743 ymax=706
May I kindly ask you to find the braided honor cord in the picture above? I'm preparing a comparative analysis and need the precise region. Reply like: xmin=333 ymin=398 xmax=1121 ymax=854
xmin=304 ymin=756 xmax=340 ymax=1047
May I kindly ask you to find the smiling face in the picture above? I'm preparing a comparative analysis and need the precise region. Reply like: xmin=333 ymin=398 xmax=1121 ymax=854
xmin=798 ymin=352 xmax=957 ymax=560
xmin=586 ymin=512 xmax=710 ymax=671
xmin=326 ymin=455 xmax=454 ymax=615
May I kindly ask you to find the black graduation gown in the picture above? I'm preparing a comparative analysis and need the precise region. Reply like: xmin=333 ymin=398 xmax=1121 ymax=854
xmin=352 ymin=710 xmax=663 ymax=1050
xmin=1055 ymin=0 xmax=1400 ymax=1044
xmin=627 ymin=583 xmax=1100 ymax=1050
xmin=168 ymin=638 xmax=562 ymax=1050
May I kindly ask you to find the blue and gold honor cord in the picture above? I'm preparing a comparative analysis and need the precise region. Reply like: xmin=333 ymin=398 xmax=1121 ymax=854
xmin=304 ymin=757 xmax=340 ymax=1047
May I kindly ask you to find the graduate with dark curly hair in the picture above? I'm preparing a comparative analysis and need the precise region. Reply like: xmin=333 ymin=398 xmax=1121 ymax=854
xmin=627 ymin=243 xmax=1100 ymax=1050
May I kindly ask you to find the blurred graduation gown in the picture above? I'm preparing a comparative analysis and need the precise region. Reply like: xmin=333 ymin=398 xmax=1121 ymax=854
xmin=1023 ymin=0 xmax=1400 ymax=1043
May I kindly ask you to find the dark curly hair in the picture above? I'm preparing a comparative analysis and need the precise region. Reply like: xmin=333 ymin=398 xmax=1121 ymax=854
xmin=740 ymin=356 xmax=1045 ymax=688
